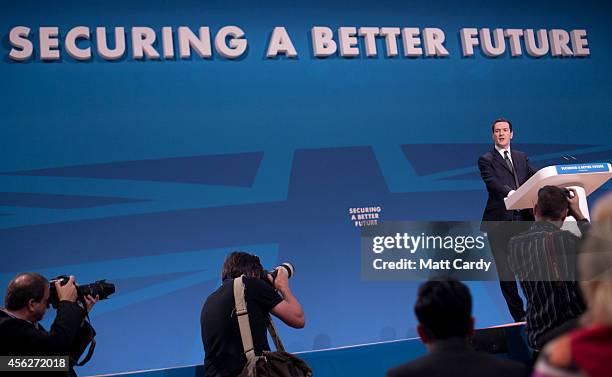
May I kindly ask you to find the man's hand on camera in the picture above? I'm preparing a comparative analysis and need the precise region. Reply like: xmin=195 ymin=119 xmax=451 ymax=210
xmin=273 ymin=267 xmax=290 ymax=295
xmin=55 ymin=276 xmax=78 ymax=303
xmin=83 ymin=294 xmax=99 ymax=312
xmin=567 ymin=188 xmax=586 ymax=220
xmin=269 ymin=268 xmax=305 ymax=328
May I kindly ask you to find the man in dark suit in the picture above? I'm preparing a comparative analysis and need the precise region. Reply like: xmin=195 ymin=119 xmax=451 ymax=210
xmin=478 ymin=118 xmax=537 ymax=322
xmin=386 ymin=277 xmax=528 ymax=377
xmin=0 ymin=273 xmax=97 ymax=377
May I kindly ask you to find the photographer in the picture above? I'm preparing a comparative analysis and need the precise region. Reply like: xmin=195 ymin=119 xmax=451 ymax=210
xmin=508 ymin=186 xmax=589 ymax=350
xmin=200 ymin=251 xmax=305 ymax=377
xmin=0 ymin=272 xmax=97 ymax=376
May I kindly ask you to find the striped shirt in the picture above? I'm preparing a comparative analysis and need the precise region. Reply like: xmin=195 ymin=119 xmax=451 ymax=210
xmin=508 ymin=221 xmax=589 ymax=349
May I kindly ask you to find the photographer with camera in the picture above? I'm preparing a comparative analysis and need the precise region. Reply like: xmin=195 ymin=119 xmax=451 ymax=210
xmin=0 ymin=273 xmax=97 ymax=376
xmin=508 ymin=186 xmax=590 ymax=350
xmin=200 ymin=251 xmax=305 ymax=377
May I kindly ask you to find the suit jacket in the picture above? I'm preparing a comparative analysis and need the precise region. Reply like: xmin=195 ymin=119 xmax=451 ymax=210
xmin=478 ymin=147 xmax=537 ymax=227
xmin=0 ymin=301 xmax=95 ymax=377
xmin=386 ymin=338 xmax=528 ymax=377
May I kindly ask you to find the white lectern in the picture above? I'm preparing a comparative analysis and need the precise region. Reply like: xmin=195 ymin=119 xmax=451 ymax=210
xmin=505 ymin=162 xmax=612 ymax=221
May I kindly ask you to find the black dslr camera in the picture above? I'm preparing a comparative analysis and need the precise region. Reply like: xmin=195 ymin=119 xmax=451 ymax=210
xmin=49 ymin=275 xmax=116 ymax=308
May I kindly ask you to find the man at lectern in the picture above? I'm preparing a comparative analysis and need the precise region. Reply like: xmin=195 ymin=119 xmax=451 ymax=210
xmin=478 ymin=118 xmax=537 ymax=322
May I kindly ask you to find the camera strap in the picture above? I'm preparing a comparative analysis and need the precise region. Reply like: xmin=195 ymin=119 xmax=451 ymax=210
xmin=233 ymin=276 xmax=287 ymax=360
xmin=233 ymin=276 xmax=257 ymax=364
xmin=76 ymin=335 xmax=96 ymax=366
xmin=75 ymin=299 xmax=96 ymax=367
xmin=266 ymin=314 xmax=285 ymax=352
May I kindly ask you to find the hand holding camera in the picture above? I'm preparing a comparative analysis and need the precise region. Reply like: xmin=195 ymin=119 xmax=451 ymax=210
xmin=54 ymin=275 xmax=78 ymax=303
xmin=566 ymin=187 xmax=585 ymax=220
xmin=83 ymin=294 xmax=99 ymax=312
xmin=266 ymin=262 xmax=294 ymax=296
xmin=272 ymin=266 xmax=290 ymax=292
xmin=49 ymin=275 xmax=115 ymax=309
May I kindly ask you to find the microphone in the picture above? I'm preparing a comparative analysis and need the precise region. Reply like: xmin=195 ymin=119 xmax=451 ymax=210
xmin=560 ymin=155 xmax=579 ymax=163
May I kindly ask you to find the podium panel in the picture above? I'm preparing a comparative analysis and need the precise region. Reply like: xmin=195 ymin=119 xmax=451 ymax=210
xmin=505 ymin=163 xmax=612 ymax=220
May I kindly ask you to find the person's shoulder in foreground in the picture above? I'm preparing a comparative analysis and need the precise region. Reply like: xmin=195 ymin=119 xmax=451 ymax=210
xmin=386 ymin=276 xmax=528 ymax=377
xmin=386 ymin=339 xmax=527 ymax=377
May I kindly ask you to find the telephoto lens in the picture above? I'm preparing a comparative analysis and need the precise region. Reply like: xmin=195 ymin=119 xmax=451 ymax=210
xmin=269 ymin=262 xmax=294 ymax=281
xmin=48 ymin=275 xmax=116 ymax=308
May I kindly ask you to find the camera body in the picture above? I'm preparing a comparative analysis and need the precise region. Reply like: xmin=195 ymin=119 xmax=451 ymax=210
xmin=49 ymin=275 xmax=116 ymax=308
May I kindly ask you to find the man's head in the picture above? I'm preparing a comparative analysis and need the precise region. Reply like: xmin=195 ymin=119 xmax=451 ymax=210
xmin=534 ymin=185 xmax=569 ymax=222
xmin=4 ymin=272 xmax=50 ymax=323
xmin=414 ymin=277 xmax=474 ymax=348
xmin=491 ymin=118 xmax=513 ymax=149
xmin=221 ymin=251 xmax=266 ymax=281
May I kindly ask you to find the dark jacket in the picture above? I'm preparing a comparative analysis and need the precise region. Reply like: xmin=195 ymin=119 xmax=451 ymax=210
xmin=386 ymin=338 xmax=528 ymax=377
xmin=478 ymin=147 xmax=537 ymax=229
xmin=0 ymin=301 xmax=95 ymax=377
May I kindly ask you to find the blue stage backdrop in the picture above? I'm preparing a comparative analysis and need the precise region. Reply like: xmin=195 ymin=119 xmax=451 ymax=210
xmin=1 ymin=1 xmax=611 ymax=375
